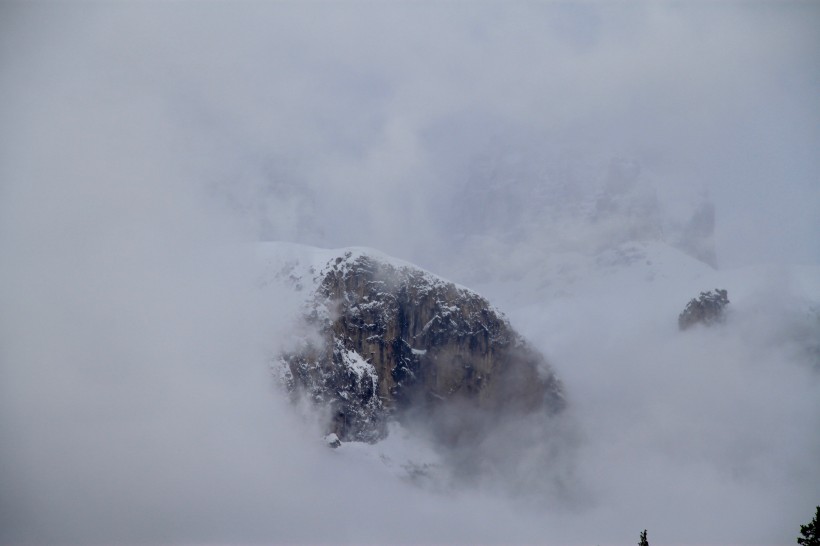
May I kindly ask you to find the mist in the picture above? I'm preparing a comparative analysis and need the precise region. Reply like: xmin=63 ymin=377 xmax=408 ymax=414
xmin=1 ymin=2 xmax=819 ymax=545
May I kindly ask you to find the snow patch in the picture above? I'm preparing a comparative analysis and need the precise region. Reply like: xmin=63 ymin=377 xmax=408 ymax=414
xmin=336 ymin=341 xmax=378 ymax=391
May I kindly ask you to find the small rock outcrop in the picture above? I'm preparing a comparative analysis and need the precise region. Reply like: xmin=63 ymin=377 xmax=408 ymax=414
xmin=323 ymin=433 xmax=342 ymax=449
xmin=275 ymin=249 xmax=564 ymax=443
xmin=678 ymin=289 xmax=729 ymax=330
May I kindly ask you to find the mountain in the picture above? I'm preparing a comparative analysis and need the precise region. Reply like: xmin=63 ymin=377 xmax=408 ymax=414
xmin=257 ymin=243 xmax=565 ymax=444
xmin=423 ymin=144 xmax=721 ymax=286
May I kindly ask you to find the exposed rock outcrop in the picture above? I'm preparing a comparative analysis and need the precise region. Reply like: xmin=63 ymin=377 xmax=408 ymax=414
xmin=678 ymin=288 xmax=729 ymax=330
xmin=275 ymin=249 xmax=564 ymax=443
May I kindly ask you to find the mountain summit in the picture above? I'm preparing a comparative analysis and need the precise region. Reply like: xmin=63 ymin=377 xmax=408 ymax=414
xmin=262 ymin=244 xmax=564 ymax=443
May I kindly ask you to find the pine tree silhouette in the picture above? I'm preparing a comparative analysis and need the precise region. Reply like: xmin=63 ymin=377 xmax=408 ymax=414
xmin=798 ymin=506 xmax=820 ymax=546
xmin=639 ymin=529 xmax=649 ymax=546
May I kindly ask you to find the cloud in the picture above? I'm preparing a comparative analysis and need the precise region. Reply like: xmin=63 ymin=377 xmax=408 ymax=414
xmin=1 ymin=2 xmax=819 ymax=545
xmin=7 ymin=1 xmax=815 ymax=268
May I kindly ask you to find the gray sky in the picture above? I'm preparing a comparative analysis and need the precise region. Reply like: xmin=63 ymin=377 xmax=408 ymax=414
xmin=1 ymin=2 xmax=819 ymax=545
xmin=2 ymin=1 xmax=817 ymax=269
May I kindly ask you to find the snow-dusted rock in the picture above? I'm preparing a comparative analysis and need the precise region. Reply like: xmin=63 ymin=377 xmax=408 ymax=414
xmin=678 ymin=288 xmax=730 ymax=330
xmin=269 ymin=245 xmax=564 ymax=443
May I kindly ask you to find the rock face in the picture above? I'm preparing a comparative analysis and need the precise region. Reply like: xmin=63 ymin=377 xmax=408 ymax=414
xmin=275 ymin=249 xmax=564 ymax=443
xmin=678 ymin=289 xmax=729 ymax=330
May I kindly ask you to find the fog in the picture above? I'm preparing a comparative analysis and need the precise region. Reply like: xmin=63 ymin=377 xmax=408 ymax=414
xmin=1 ymin=2 xmax=819 ymax=545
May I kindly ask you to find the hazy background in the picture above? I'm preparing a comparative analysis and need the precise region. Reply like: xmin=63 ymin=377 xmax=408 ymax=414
xmin=1 ymin=2 xmax=819 ymax=545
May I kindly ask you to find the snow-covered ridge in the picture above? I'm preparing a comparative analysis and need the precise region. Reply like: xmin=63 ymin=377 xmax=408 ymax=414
xmin=256 ymin=241 xmax=480 ymax=293
xmin=255 ymin=241 xmax=505 ymax=318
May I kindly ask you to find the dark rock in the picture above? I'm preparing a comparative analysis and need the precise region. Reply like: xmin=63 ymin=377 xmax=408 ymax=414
xmin=276 ymin=250 xmax=564 ymax=443
xmin=678 ymin=288 xmax=729 ymax=330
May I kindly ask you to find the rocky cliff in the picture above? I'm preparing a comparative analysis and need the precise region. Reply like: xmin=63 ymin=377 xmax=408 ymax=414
xmin=272 ymin=248 xmax=564 ymax=443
